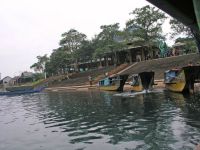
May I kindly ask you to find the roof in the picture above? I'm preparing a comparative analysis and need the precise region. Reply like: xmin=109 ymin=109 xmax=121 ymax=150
xmin=11 ymin=76 xmax=20 ymax=81
xmin=173 ymin=42 xmax=186 ymax=47
xmin=1 ymin=76 xmax=12 ymax=80
xmin=165 ymin=68 xmax=180 ymax=73
xmin=21 ymin=72 xmax=33 ymax=78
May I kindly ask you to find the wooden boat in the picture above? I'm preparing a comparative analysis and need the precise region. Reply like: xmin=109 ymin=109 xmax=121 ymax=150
xmin=0 ymin=86 xmax=45 ymax=96
xmin=164 ymin=66 xmax=200 ymax=93
xmin=98 ymin=74 xmax=128 ymax=91
xmin=6 ymin=85 xmax=33 ymax=92
xmin=5 ymin=79 xmax=46 ymax=92
xmin=130 ymin=71 xmax=155 ymax=92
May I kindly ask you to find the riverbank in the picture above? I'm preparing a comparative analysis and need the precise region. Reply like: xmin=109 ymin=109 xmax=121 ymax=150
xmin=45 ymin=79 xmax=165 ymax=92
xmin=45 ymin=53 xmax=200 ymax=91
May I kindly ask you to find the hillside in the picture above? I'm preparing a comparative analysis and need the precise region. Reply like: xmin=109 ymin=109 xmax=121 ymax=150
xmin=120 ymin=53 xmax=200 ymax=79
xmin=47 ymin=53 xmax=200 ymax=87
xmin=48 ymin=64 xmax=130 ymax=86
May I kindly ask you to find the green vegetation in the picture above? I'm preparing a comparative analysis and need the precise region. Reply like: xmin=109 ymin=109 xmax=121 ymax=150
xmin=126 ymin=5 xmax=167 ymax=46
xmin=169 ymin=18 xmax=193 ymax=38
xmin=169 ymin=18 xmax=198 ymax=53
xmin=30 ymin=54 xmax=49 ymax=73
xmin=30 ymin=5 xmax=198 ymax=77
xmin=175 ymin=37 xmax=197 ymax=53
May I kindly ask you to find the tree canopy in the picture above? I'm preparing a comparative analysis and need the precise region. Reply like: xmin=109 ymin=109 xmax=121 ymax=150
xmin=169 ymin=18 xmax=193 ymax=38
xmin=59 ymin=29 xmax=87 ymax=54
xmin=30 ymin=54 xmax=48 ymax=73
xmin=93 ymin=23 xmax=125 ymax=58
xmin=126 ymin=5 xmax=167 ymax=46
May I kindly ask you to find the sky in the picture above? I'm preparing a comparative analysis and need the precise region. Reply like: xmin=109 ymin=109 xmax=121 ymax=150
xmin=0 ymin=0 xmax=172 ymax=78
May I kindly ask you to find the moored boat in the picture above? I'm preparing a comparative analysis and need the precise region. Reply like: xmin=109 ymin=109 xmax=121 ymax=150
xmin=130 ymin=71 xmax=155 ymax=92
xmin=0 ymin=86 xmax=45 ymax=96
xmin=164 ymin=65 xmax=200 ymax=93
xmin=6 ymin=85 xmax=33 ymax=92
xmin=98 ymin=74 xmax=128 ymax=91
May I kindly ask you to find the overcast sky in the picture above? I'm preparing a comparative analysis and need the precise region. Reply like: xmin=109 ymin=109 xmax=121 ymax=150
xmin=0 ymin=0 xmax=171 ymax=78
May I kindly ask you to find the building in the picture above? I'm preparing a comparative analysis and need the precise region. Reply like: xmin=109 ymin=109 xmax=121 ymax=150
xmin=9 ymin=76 xmax=20 ymax=86
xmin=0 ymin=76 xmax=12 ymax=86
xmin=18 ymin=72 xmax=34 ymax=83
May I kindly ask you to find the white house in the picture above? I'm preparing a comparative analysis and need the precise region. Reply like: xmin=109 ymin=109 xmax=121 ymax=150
xmin=1 ymin=76 xmax=12 ymax=86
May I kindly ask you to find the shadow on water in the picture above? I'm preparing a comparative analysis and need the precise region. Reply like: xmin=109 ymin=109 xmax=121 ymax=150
xmin=6 ymin=90 xmax=200 ymax=149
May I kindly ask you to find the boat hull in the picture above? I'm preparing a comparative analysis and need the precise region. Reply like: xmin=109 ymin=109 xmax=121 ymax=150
xmin=98 ymin=74 xmax=128 ymax=92
xmin=99 ymin=85 xmax=120 ymax=91
xmin=165 ymin=82 xmax=186 ymax=92
xmin=0 ymin=87 xmax=44 ymax=96
xmin=164 ymin=66 xmax=200 ymax=93
xmin=6 ymin=85 xmax=33 ymax=92
xmin=131 ymin=72 xmax=154 ymax=92
xmin=131 ymin=84 xmax=143 ymax=92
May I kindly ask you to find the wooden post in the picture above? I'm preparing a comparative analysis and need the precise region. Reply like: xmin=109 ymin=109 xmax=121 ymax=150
xmin=106 ymin=56 xmax=109 ymax=66
xmin=99 ymin=58 xmax=102 ymax=68
xmin=141 ymin=48 xmax=145 ymax=61
xmin=129 ymin=50 xmax=132 ymax=63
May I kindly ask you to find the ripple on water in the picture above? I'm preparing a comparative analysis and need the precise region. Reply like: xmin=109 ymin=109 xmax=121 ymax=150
xmin=70 ymin=134 xmax=103 ymax=144
xmin=1 ymin=91 xmax=200 ymax=150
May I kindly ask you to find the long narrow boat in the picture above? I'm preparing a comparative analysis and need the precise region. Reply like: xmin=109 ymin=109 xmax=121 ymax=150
xmin=130 ymin=71 xmax=155 ymax=92
xmin=98 ymin=74 xmax=128 ymax=92
xmin=164 ymin=65 xmax=200 ymax=93
xmin=6 ymin=85 xmax=33 ymax=92
xmin=0 ymin=86 xmax=45 ymax=96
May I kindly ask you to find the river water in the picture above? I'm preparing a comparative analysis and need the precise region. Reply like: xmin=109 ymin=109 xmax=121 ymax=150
xmin=0 ymin=90 xmax=200 ymax=150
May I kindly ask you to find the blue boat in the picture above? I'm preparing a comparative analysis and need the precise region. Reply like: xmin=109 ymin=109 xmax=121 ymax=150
xmin=0 ymin=86 xmax=45 ymax=96
xmin=98 ymin=74 xmax=128 ymax=91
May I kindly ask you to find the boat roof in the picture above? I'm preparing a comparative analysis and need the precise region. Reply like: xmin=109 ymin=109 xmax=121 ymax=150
xmin=165 ymin=68 xmax=180 ymax=72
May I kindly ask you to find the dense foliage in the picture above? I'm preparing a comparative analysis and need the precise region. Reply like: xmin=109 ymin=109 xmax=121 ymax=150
xmin=169 ymin=18 xmax=193 ymax=38
xmin=126 ymin=5 xmax=167 ymax=45
xmin=170 ymin=18 xmax=197 ymax=53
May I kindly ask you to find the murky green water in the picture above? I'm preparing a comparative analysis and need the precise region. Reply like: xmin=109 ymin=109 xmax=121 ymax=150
xmin=0 ymin=90 xmax=200 ymax=150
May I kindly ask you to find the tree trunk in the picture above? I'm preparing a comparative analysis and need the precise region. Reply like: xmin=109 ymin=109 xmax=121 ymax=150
xmin=105 ymin=56 xmax=109 ymax=66
xmin=129 ymin=50 xmax=132 ymax=63
xmin=74 ymin=59 xmax=79 ymax=72
xmin=141 ymin=48 xmax=145 ymax=61
xmin=114 ymin=51 xmax=118 ymax=67
xmin=99 ymin=58 xmax=102 ymax=68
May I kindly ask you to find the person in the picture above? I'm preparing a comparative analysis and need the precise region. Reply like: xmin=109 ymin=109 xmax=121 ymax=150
xmin=105 ymin=72 xmax=109 ymax=77
xmin=188 ymin=61 xmax=193 ymax=66
xmin=88 ymin=75 xmax=92 ymax=86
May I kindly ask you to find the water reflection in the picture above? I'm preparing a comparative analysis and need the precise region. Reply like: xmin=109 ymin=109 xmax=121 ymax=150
xmin=1 ymin=91 xmax=200 ymax=149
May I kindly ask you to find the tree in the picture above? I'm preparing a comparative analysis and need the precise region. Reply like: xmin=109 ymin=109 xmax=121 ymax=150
xmin=73 ymin=40 xmax=95 ymax=61
xmin=45 ymin=47 xmax=72 ymax=76
xmin=59 ymin=29 xmax=87 ymax=71
xmin=36 ymin=54 xmax=49 ymax=72
xmin=93 ymin=23 xmax=125 ymax=65
xmin=169 ymin=18 xmax=193 ymax=38
xmin=175 ymin=37 xmax=197 ymax=53
xmin=59 ymin=29 xmax=87 ymax=54
xmin=169 ymin=19 xmax=198 ymax=53
xmin=30 ymin=54 xmax=49 ymax=73
xmin=126 ymin=5 xmax=167 ymax=47
xmin=30 ymin=62 xmax=42 ymax=73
